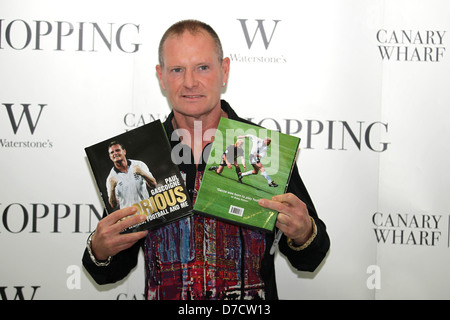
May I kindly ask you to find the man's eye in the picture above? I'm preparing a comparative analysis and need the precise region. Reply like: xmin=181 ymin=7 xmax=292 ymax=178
xmin=198 ymin=65 xmax=209 ymax=71
xmin=171 ymin=68 xmax=183 ymax=73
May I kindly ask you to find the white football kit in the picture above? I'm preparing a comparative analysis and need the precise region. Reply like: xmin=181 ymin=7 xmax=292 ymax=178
xmin=246 ymin=134 xmax=268 ymax=163
xmin=106 ymin=159 xmax=153 ymax=208
xmin=240 ymin=135 xmax=277 ymax=187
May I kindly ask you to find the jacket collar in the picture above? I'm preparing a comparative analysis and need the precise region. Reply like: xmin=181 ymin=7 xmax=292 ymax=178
xmin=163 ymin=99 xmax=243 ymax=139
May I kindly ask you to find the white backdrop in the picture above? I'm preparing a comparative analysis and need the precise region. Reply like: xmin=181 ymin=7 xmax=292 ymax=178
xmin=1 ymin=0 xmax=449 ymax=300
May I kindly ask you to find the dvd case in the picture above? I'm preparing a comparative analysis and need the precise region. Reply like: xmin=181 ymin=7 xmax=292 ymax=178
xmin=85 ymin=120 xmax=192 ymax=233
xmin=194 ymin=117 xmax=300 ymax=232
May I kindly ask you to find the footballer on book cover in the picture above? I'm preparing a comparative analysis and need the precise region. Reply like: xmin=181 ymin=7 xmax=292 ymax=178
xmin=194 ymin=117 xmax=300 ymax=232
xmin=85 ymin=120 xmax=192 ymax=233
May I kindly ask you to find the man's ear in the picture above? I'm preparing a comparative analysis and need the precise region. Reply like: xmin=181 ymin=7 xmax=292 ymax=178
xmin=156 ymin=65 xmax=166 ymax=91
xmin=221 ymin=57 xmax=230 ymax=85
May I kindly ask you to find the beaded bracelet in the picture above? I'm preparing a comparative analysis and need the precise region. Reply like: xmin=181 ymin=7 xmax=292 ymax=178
xmin=287 ymin=216 xmax=317 ymax=251
xmin=87 ymin=231 xmax=112 ymax=267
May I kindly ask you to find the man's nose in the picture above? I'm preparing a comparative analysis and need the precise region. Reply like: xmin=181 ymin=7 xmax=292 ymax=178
xmin=183 ymin=69 xmax=198 ymax=88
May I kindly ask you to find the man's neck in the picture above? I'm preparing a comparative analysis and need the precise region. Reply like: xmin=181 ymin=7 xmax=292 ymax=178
xmin=114 ymin=159 xmax=128 ymax=173
xmin=172 ymin=105 xmax=227 ymax=165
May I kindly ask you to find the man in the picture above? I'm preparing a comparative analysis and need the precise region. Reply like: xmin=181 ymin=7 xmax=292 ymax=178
xmin=83 ymin=20 xmax=330 ymax=300
xmin=208 ymin=139 xmax=246 ymax=183
xmin=238 ymin=134 xmax=278 ymax=187
xmin=106 ymin=141 xmax=157 ymax=209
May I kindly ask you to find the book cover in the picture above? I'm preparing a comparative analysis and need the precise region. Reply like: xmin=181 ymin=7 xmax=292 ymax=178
xmin=85 ymin=120 xmax=192 ymax=233
xmin=194 ymin=117 xmax=300 ymax=232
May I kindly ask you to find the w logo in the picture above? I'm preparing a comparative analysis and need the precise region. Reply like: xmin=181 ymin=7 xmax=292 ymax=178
xmin=237 ymin=19 xmax=281 ymax=49
xmin=2 ymin=103 xmax=46 ymax=134
xmin=0 ymin=286 xmax=40 ymax=300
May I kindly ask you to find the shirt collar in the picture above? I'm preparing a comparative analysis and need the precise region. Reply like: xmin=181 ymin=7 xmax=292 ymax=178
xmin=113 ymin=159 xmax=131 ymax=173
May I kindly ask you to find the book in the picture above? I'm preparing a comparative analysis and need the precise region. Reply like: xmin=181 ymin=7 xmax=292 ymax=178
xmin=193 ymin=117 xmax=300 ymax=232
xmin=85 ymin=120 xmax=192 ymax=233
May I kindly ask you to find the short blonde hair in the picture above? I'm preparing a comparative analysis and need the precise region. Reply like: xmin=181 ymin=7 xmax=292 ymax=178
xmin=158 ymin=19 xmax=223 ymax=67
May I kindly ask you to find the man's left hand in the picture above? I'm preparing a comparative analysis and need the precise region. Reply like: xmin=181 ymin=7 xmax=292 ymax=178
xmin=259 ymin=193 xmax=313 ymax=246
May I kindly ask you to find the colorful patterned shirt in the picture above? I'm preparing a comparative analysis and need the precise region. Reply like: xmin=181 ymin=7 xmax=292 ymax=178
xmin=144 ymin=171 xmax=266 ymax=300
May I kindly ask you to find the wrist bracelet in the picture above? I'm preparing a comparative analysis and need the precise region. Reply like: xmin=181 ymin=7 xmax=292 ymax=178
xmin=87 ymin=231 xmax=112 ymax=267
xmin=287 ymin=216 xmax=317 ymax=251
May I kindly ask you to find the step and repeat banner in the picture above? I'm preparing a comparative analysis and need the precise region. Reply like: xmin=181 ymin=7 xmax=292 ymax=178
xmin=1 ymin=0 xmax=449 ymax=299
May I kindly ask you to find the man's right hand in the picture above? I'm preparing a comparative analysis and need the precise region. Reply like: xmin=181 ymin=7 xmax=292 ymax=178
xmin=90 ymin=207 xmax=148 ymax=261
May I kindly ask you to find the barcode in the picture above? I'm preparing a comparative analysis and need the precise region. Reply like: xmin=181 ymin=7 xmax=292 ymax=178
xmin=228 ymin=205 xmax=244 ymax=217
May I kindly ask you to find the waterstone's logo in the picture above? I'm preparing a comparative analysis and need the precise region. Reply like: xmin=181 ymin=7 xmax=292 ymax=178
xmin=230 ymin=19 xmax=286 ymax=64
xmin=1 ymin=103 xmax=53 ymax=148
xmin=376 ymin=29 xmax=446 ymax=62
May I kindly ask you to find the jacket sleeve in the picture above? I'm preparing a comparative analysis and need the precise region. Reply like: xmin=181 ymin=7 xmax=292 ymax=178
xmin=278 ymin=164 xmax=330 ymax=272
xmin=82 ymin=229 xmax=144 ymax=285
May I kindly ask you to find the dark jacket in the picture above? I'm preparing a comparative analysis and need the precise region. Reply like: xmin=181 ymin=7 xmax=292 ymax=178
xmin=82 ymin=100 xmax=330 ymax=299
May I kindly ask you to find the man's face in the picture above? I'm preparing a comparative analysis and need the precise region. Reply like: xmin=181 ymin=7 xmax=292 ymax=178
xmin=156 ymin=30 xmax=230 ymax=119
xmin=109 ymin=144 xmax=126 ymax=163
